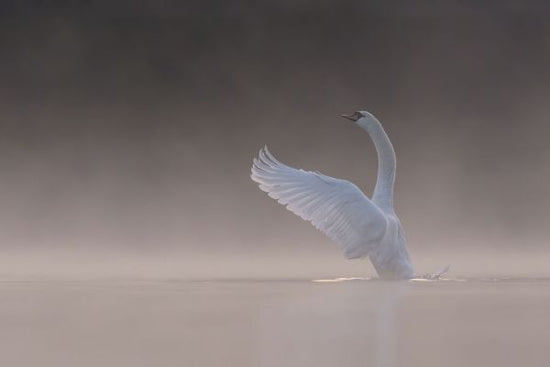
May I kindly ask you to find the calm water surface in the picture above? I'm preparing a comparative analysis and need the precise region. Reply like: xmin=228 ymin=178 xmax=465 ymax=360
xmin=0 ymin=277 xmax=549 ymax=366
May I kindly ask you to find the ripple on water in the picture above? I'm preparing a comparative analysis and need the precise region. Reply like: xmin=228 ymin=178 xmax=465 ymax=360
xmin=311 ymin=276 xmax=550 ymax=284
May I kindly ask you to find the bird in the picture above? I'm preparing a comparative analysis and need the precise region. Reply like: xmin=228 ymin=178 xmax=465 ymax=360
xmin=250 ymin=110 xmax=415 ymax=280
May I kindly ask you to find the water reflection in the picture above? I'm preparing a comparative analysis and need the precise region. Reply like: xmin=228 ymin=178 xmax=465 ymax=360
xmin=259 ymin=279 xmax=412 ymax=367
xmin=1 ymin=279 xmax=549 ymax=366
xmin=374 ymin=282 xmax=411 ymax=367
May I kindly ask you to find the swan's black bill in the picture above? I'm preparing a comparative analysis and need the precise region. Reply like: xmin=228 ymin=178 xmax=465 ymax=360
xmin=340 ymin=111 xmax=363 ymax=122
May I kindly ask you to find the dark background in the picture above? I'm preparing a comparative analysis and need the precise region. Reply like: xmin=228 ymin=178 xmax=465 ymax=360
xmin=1 ymin=1 xmax=549 ymax=277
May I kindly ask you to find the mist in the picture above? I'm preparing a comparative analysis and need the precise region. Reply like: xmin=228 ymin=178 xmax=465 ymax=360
xmin=1 ymin=1 xmax=550 ymax=278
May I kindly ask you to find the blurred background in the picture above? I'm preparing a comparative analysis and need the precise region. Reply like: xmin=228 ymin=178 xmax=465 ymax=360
xmin=0 ymin=0 xmax=549 ymax=279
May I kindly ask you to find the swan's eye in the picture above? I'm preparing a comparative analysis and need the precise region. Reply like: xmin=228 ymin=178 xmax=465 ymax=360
xmin=340 ymin=111 xmax=364 ymax=121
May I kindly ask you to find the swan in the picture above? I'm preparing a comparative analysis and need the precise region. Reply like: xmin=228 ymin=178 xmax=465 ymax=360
xmin=250 ymin=110 xmax=415 ymax=279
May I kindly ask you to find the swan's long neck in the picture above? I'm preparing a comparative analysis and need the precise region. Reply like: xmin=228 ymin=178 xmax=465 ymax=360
xmin=363 ymin=118 xmax=396 ymax=211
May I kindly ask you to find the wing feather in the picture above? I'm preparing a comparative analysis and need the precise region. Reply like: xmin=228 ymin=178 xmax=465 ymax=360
xmin=251 ymin=146 xmax=387 ymax=259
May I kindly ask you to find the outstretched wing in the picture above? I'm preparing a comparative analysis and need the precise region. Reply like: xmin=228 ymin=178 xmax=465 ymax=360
xmin=251 ymin=146 xmax=387 ymax=259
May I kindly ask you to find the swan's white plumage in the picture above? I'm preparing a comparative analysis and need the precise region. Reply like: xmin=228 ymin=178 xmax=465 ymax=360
xmin=250 ymin=110 xmax=415 ymax=279
xmin=251 ymin=146 xmax=386 ymax=259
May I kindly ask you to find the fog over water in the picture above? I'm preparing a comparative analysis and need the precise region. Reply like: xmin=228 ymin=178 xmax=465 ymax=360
xmin=0 ymin=1 xmax=549 ymax=279
xmin=2 ymin=3 xmax=550 ymax=367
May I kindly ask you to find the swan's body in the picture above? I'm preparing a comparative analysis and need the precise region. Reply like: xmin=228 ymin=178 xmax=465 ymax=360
xmin=250 ymin=111 xmax=414 ymax=279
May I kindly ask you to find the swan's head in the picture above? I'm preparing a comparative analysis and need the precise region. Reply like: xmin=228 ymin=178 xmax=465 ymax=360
xmin=340 ymin=110 xmax=378 ymax=129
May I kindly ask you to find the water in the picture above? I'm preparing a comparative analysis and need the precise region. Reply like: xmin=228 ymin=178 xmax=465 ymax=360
xmin=0 ymin=278 xmax=549 ymax=366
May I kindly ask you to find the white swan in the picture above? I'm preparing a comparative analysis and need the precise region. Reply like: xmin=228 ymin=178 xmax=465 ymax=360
xmin=250 ymin=110 xmax=414 ymax=279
